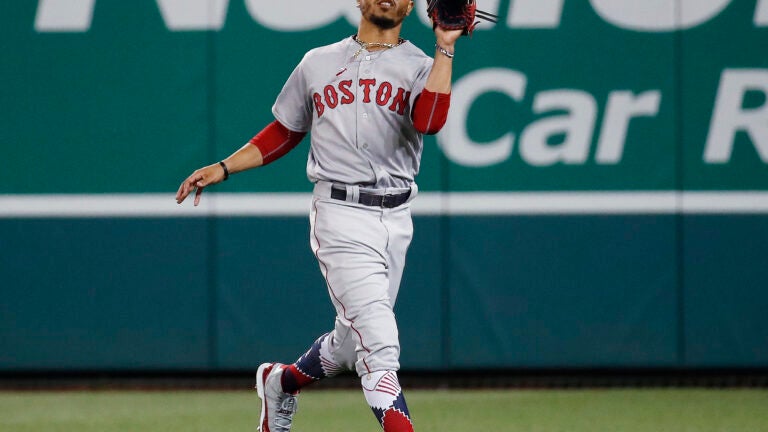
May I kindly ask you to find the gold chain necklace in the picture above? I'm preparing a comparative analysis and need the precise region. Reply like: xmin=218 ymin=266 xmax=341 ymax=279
xmin=352 ymin=35 xmax=404 ymax=59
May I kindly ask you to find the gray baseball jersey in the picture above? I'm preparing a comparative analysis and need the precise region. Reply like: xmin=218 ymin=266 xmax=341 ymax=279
xmin=272 ymin=36 xmax=433 ymax=189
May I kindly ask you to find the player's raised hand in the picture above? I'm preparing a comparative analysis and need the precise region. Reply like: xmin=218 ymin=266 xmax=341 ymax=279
xmin=176 ymin=163 xmax=227 ymax=206
xmin=434 ymin=26 xmax=463 ymax=49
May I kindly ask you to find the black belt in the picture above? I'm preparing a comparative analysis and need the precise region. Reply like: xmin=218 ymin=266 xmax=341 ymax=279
xmin=330 ymin=186 xmax=411 ymax=209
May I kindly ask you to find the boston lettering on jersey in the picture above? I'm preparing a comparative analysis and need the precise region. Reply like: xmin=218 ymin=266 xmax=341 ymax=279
xmin=313 ymin=78 xmax=411 ymax=118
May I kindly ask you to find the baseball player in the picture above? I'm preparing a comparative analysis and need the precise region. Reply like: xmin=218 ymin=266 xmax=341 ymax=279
xmin=176 ymin=1 xmax=463 ymax=431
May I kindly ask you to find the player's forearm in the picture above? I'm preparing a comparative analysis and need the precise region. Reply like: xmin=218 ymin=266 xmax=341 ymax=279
xmin=223 ymin=120 xmax=307 ymax=175
xmin=221 ymin=142 xmax=265 ymax=175
xmin=424 ymin=41 xmax=455 ymax=93
xmin=176 ymin=141 xmax=263 ymax=205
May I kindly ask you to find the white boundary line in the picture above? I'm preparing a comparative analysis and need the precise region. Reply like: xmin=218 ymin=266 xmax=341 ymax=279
xmin=1 ymin=192 xmax=768 ymax=217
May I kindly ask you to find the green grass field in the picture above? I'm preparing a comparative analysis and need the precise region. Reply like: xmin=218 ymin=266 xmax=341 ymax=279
xmin=1 ymin=388 xmax=767 ymax=432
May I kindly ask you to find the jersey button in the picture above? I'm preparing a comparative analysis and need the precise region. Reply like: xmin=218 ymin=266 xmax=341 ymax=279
xmin=362 ymin=143 xmax=369 ymax=149
xmin=362 ymin=112 xmax=368 ymax=119
xmin=365 ymin=55 xmax=371 ymax=61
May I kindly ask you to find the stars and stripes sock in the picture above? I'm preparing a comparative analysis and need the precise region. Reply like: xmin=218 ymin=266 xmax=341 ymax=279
xmin=280 ymin=332 xmax=343 ymax=394
xmin=362 ymin=370 xmax=415 ymax=432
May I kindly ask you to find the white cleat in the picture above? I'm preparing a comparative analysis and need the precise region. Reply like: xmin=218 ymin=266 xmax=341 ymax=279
xmin=256 ymin=363 xmax=298 ymax=432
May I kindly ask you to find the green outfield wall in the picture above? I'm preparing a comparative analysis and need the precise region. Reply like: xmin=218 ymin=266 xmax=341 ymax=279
xmin=1 ymin=1 xmax=767 ymax=371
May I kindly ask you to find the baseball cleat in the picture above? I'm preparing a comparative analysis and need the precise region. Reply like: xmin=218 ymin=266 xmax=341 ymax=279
xmin=256 ymin=362 xmax=299 ymax=432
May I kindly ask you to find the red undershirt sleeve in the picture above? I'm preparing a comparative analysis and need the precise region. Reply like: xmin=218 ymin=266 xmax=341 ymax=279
xmin=411 ymin=89 xmax=451 ymax=135
xmin=249 ymin=120 xmax=307 ymax=166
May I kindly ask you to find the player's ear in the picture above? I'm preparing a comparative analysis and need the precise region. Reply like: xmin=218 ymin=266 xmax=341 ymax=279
xmin=406 ymin=0 xmax=414 ymax=15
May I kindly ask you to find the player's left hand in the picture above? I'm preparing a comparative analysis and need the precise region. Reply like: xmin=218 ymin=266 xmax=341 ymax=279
xmin=434 ymin=26 xmax=463 ymax=51
xmin=176 ymin=163 xmax=226 ymax=206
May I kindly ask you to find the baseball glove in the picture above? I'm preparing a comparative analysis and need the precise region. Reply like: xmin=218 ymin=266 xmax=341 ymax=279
xmin=427 ymin=0 xmax=497 ymax=36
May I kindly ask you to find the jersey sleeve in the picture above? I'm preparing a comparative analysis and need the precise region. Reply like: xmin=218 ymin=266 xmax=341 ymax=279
xmin=412 ymin=89 xmax=451 ymax=135
xmin=271 ymin=55 xmax=313 ymax=133
xmin=249 ymin=120 xmax=307 ymax=165
xmin=408 ymin=57 xmax=435 ymax=112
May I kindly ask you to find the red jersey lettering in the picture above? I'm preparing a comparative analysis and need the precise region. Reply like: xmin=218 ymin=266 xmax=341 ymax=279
xmin=324 ymin=85 xmax=339 ymax=109
xmin=389 ymin=88 xmax=411 ymax=115
xmin=339 ymin=80 xmax=354 ymax=105
xmin=376 ymin=82 xmax=392 ymax=106
xmin=359 ymin=78 xmax=376 ymax=103
xmin=313 ymin=92 xmax=325 ymax=117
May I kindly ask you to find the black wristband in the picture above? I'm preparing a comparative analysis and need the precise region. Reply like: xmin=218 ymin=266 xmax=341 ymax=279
xmin=219 ymin=161 xmax=229 ymax=181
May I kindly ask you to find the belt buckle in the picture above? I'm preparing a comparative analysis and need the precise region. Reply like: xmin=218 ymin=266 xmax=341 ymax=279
xmin=381 ymin=194 xmax=395 ymax=208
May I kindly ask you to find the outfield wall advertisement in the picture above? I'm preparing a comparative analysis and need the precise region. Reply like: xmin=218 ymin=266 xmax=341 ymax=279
xmin=1 ymin=1 xmax=767 ymax=370
xmin=2 ymin=0 xmax=767 ymax=196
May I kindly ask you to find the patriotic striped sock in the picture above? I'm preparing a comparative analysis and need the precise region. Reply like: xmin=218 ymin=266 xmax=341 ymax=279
xmin=362 ymin=370 xmax=415 ymax=432
xmin=281 ymin=333 xmax=343 ymax=394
